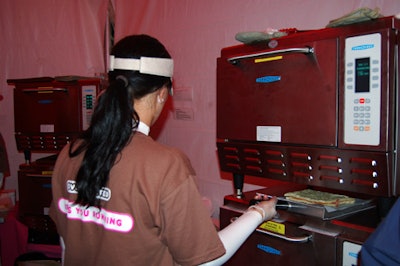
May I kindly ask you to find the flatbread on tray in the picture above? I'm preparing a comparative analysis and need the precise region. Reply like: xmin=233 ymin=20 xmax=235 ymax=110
xmin=284 ymin=189 xmax=355 ymax=207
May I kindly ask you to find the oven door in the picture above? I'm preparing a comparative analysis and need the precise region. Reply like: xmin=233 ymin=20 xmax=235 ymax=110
xmin=14 ymin=85 xmax=81 ymax=134
xmin=217 ymin=38 xmax=338 ymax=146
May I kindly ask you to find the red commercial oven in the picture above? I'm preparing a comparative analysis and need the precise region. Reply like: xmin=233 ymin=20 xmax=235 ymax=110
xmin=8 ymin=76 xmax=100 ymax=243
xmin=217 ymin=16 xmax=400 ymax=265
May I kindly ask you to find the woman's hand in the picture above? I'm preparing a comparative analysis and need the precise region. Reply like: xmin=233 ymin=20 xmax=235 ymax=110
xmin=248 ymin=194 xmax=278 ymax=221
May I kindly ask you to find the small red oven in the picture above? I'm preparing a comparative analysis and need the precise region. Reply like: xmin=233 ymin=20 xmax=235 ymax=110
xmin=8 ymin=76 xmax=100 ymax=244
xmin=9 ymin=76 xmax=100 ymax=152
xmin=217 ymin=16 xmax=400 ymax=197
xmin=217 ymin=16 xmax=400 ymax=265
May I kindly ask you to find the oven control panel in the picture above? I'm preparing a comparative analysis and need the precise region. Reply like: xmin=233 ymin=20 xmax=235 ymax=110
xmin=81 ymin=85 xmax=97 ymax=130
xmin=344 ymin=33 xmax=381 ymax=146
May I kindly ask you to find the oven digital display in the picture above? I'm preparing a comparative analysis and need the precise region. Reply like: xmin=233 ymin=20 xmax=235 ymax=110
xmin=355 ymin=57 xmax=370 ymax=93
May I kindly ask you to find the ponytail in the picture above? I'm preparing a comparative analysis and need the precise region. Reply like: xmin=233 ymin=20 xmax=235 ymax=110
xmin=70 ymin=34 xmax=172 ymax=208
xmin=71 ymin=77 xmax=136 ymax=207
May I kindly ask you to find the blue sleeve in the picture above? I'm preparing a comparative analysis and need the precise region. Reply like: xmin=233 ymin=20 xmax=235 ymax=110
xmin=360 ymin=198 xmax=400 ymax=266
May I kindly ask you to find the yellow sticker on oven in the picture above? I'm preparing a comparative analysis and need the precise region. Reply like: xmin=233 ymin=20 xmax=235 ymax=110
xmin=259 ymin=221 xmax=285 ymax=235
xmin=41 ymin=171 xmax=53 ymax=176
xmin=254 ymin=56 xmax=283 ymax=63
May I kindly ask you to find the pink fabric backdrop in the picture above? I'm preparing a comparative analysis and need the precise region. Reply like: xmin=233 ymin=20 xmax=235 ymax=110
xmin=1 ymin=0 xmax=400 ymax=218
xmin=112 ymin=0 xmax=400 ymax=214
xmin=0 ymin=0 xmax=108 ymax=191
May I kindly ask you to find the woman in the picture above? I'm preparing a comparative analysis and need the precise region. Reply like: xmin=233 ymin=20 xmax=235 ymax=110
xmin=50 ymin=34 xmax=277 ymax=266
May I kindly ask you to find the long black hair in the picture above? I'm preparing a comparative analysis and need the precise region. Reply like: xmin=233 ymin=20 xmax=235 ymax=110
xmin=70 ymin=35 xmax=172 ymax=207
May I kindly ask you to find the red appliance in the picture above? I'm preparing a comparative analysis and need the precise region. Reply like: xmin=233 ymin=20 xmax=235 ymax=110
xmin=8 ymin=76 xmax=100 ymax=244
xmin=9 ymin=76 xmax=100 ymax=153
xmin=217 ymin=16 xmax=400 ymax=198
xmin=217 ymin=16 xmax=400 ymax=265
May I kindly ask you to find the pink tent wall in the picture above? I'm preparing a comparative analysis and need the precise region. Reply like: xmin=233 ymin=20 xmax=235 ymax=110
xmin=1 ymin=0 xmax=400 ymax=217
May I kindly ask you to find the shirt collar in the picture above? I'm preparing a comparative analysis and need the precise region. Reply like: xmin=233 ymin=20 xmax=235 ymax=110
xmin=137 ymin=121 xmax=150 ymax=135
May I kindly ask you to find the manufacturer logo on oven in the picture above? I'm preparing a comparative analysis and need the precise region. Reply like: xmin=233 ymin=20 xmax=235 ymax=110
xmin=352 ymin=44 xmax=374 ymax=50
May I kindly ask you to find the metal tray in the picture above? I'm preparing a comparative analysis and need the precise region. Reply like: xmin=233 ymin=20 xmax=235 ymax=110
xmin=276 ymin=196 xmax=375 ymax=220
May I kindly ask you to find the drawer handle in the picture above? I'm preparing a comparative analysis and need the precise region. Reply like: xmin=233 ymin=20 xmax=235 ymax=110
xmin=25 ymin=174 xmax=52 ymax=178
xmin=22 ymin=88 xmax=68 ymax=93
xmin=230 ymin=216 xmax=311 ymax=243
xmin=227 ymin=47 xmax=314 ymax=64
xmin=256 ymin=228 xmax=312 ymax=243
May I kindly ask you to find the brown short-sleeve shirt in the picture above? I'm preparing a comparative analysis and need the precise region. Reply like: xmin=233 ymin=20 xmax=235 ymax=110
xmin=50 ymin=133 xmax=225 ymax=265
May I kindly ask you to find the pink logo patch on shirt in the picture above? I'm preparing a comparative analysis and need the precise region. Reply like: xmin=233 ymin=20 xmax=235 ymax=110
xmin=57 ymin=198 xmax=134 ymax=232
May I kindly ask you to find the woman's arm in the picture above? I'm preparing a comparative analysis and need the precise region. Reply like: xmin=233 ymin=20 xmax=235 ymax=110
xmin=200 ymin=198 xmax=277 ymax=265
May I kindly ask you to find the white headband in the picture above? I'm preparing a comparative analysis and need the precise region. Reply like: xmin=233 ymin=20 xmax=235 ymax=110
xmin=109 ymin=55 xmax=174 ymax=77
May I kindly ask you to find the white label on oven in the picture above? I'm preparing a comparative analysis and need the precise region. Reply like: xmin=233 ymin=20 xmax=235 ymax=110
xmin=40 ymin=124 xmax=55 ymax=133
xmin=344 ymin=33 xmax=381 ymax=146
xmin=342 ymin=241 xmax=361 ymax=266
xmin=257 ymin=126 xmax=281 ymax=142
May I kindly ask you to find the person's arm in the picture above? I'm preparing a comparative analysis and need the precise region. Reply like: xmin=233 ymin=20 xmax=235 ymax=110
xmin=200 ymin=198 xmax=277 ymax=266
xmin=60 ymin=236 xmax=65 ymax=266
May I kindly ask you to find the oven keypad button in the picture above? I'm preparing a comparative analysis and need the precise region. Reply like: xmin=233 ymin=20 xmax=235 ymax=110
xmin=352 ymin=98 xmax=371 ymax=131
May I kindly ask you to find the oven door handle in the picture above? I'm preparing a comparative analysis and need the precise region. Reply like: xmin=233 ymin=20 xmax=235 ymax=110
xmin=256 ymin=228 xmax=312 ymax=243
xmin=21 ymin=88 xmax=68 ymax=93
xmin=227 ymin=47 xmax=314 ymax=64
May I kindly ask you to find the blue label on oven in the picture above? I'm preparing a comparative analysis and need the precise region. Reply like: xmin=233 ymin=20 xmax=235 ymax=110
xmin=349 ymin=252 xmax=358 ymax=258
xmin=352 ymin=44 xmax=374 ymax=50
xmin=256 ymin=76 xmax=281 ymax=83
xmin=257 ymin=244 xmax=281 ymax=255
xmin=38 ymin=99 xmax=53 ymax=104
